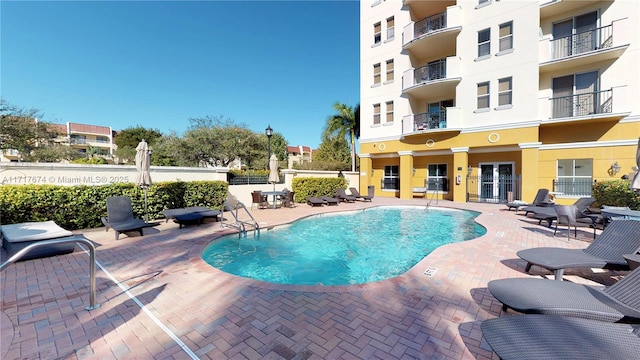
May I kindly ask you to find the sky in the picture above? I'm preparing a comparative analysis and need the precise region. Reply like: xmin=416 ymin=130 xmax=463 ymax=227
xmin=1 ymin=0 xmax=360 ymax=148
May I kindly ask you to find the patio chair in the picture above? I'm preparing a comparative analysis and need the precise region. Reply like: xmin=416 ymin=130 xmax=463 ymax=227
xmin=349 ymin=187 xmax=373 ymax=202
xmin=101 ymin=196 xmax=147 ymax=240
xmin=517 ymin=219 xmax=640 ymax=280
xmin=552 ymin=204 xmax=599 ymax=239
xmin=335 ymin=188 xmax=356 ymax=203
xmin=1 ymin=221 xmax=77 ymax=261
xmin=306 ymin=197 xmax=324 ymax=207
xmin=250 ymin=191 xmax=269 ymax=210
xmin=280 ymin=191 xmax=295 ymax=208
xmin=488 ymin=265 xmax=640 ymax=322
xmin=481 ymin=315 xmax=640 ymax=360
xmin=506 ymin=188 xmax=553 ymax=212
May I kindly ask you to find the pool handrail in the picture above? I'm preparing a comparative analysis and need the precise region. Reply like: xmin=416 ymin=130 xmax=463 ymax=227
xmin=221 ymin=193 xmax=260 ymax=237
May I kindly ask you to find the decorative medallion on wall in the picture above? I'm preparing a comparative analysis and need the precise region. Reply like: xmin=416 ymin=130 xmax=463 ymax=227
xmin=488 ymin=133 xmax=500 ymax=143
xmin=377 ymin=143 xmax=386 ymax=151
xmin=425 ymin=139 xmax=435 ymax=148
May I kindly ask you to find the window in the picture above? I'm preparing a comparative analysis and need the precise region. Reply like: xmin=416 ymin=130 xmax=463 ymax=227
xmin=552 ymin=11 xmax=597 ymax=58
xmin=386 ymin=59 xmax=394 ymax=82
xmin=373 ymin=63 xmax=381 ymax=84
xmin=382 ymin=165 xmax=399 ymax=190
xmin=478 ymin=28 xmax=491 ymax=57
xmin=555 ymin=159 xmax=593 ymax=196
xmin=477 ymin=82 xmax=490 ymax=109
xmin=373 ymin=103 xmax=381 ymax=124
xmin=499 ymin=21 xmax=513 ymax=51
xmin=552 ymin=71 xmax=599 ymax=118
xmin=96 ymin=136 xmax=109 ymax=143
xmin=374 ymin=22 xmax=381 ymax=44
xmin=498 ymin=77 xmax=512 ymax=106
xmin=427 ymin=164 xmax=449 ymax=191
xmin=386 ymin=101 xmax=394 ymax=123
xmin=70 ymin=134 xmax=87 ymax=144
xmin=386 ymin=17 xmax=395 ymax=40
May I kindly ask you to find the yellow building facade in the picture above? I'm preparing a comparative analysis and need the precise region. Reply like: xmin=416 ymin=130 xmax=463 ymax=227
xmin=359 ymin=0 xmax=640 ymax=204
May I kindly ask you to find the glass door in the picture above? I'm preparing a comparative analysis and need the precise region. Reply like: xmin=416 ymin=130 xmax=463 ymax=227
xmin=479 ymin=163 xmax=514 ymax=203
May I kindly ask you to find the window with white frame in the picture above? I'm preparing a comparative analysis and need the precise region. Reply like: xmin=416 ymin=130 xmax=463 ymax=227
xmin=386 ymin=59 xmax=394 ymax=82
xmin=386 ymin=17 xmax=395 ymax=40
xmin=386 ymin=101 xmax=394 ymax=123
xmin=477 ymin=82 xmax=490 ymax=109
xmin=382 ymin=165 xmax=399 ymax=190
xmin=373 ymin=63 xmax=381 ymax=85
xmin=478 ymin=28 xmax=491 ymax=57
xmin=499 ymin=21 xmax=513 ymax=51
xmin=498 ymin=77 xmax=512 ymax=106
xmin=374 ymin=22 xmax=381 ymax=44
xmin=427 ymin=164 xmax=448 ymax=191
xmin=373 ymin=103 xmax=381 ymax=124
xmin=556 ymin=158 xmax=593 ymax=196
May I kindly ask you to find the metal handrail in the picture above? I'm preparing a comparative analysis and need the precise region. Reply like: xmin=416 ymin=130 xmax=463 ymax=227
xmin=0 ymin=237 xmax=100 ymax=311
xmin=221 ymin=199 xmax=260 ymax=237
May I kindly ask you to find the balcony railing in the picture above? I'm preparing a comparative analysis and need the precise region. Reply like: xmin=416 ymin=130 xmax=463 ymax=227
xmin=553 ymin=178 xmax=593 ymax=197
xmin=411 ymin=111 xmax=447 ymax=131
xmin=550 ymin=89 xmax=612 ymax=118
xmin=70 ymin=138 xmax=87 ymax=145
xmin=414 ymin=12 xmax=446 ymax=39
xmin=552 ymin=24 xmax=613 ymax=60
xmin=413 ymin=59 xmax=446 ymax=85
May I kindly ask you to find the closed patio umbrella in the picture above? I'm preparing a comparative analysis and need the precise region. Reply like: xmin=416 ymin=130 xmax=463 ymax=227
xmin=632 ymin=137 xmax=640 ymax=192
xmin=268 ymin=154 xmax=279 ymax=192
xmin=135 ymin=139 xmax=152 ymax=222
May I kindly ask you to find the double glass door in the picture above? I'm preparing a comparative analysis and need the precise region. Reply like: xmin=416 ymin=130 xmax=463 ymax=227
xmin=479 ymin=163 xmax=514 ymax=203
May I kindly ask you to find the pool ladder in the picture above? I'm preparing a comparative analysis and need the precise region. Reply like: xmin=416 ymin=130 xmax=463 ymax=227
xmin=221 ymin=194 xmax=260 ymax=237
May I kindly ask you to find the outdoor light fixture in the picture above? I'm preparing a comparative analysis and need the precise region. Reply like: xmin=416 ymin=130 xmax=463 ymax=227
xmin=265 ymin=124 xmax=273 ymax=169
xmin=609 ymin=161 xmax=621 ymax=176
xmin=468 ymin=166 xmax=473 ymax=175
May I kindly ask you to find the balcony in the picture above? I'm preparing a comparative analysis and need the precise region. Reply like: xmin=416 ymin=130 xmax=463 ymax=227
xmin=402 ymin=6 xmax=461 ymax=60
xmin=402 ymin=108 xmax=462 ymax=136
xmin=540 ymin=0 xmax=601 ymax=20
xmin=540 ymin=87 xmax=631 ymax=125
xmin=402 ymin=57 xmax=461 ymax=98
xmin=539 ymin=19 xmax=630 ymax=73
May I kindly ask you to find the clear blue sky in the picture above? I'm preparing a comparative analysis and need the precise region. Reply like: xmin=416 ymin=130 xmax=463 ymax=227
xmin=1 ymin=1 xmax=360 ymax=148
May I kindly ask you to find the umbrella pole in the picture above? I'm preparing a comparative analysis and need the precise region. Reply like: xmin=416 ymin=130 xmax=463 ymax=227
xmin=144 ymin=187 xmax=149 ymax=224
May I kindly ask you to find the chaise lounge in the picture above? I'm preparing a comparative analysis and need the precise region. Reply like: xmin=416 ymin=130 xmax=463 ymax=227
xmin=349 ymin=187 xmax=373 ymax=202
xmin=517 ymin=219 xmax=640 ymax=280
xmin=488 ymin=265 xmax=640 ymax=322
xmin=306 ymin=197 xmax=324 ymax=207
xmin=506 ymin=188 xmax=553 ymax=212
xmin=1 ymin=221 xmax=78 ymax=261
xmin=101 ymin=196 xmax=147 ymax=240
xmin=162 ymin=206 xmax=221 ymax=228
xmin=481 ymin=315 xmax=640 ymax=360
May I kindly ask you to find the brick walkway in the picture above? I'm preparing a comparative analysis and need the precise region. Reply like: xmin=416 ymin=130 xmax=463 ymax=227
xmin=1 ymin=198 xmax=621 ymax=359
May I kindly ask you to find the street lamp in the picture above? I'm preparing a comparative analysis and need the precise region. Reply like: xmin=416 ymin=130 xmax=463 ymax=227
xmin=265 ymin=124 xmax=273 ymax=169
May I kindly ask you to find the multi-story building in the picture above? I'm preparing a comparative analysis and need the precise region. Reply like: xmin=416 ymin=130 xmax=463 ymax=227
xmin=359 ymin=0 xmax=639 ymax=203
xmin=287 ymin=145 xmax=314 ymax=168
xmin=1 ymin=120 xmax=115 ymax=162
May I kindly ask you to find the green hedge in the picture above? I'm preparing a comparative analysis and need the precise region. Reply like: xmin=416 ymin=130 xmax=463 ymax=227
xmin=592 ymin=179 xmax=640 ymax=210
xmin=291 ymin=177 xmax=348 ymax=203
xmin=0 ymin=180 xmax=228 ymax=230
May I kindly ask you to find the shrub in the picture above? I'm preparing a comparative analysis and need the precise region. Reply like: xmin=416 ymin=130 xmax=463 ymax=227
xmin=592 ymin=179 xmax=640 ymax=210
xmin=291 ymin=177 xmax=348 ymax=203
xmin=0 ymin=180 xmax=228 ymax=230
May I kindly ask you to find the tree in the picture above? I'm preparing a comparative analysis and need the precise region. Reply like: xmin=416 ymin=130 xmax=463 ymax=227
xmin=324 ymin=102 xmax=360 ymax=171
xmin=149 ymin=132 xmax=193 ymax=167
xmin=114 ymin=126 xmax=163 ymax=164
xmin=30 ymin=144 xmax=84 ymax=163
xmin=312 ymin=133 xmax=351 ymax=171
xmin=0 ymin=99 xmax=60 ymax=160
xmin=182 ymin=116 xmax=265 ymax=168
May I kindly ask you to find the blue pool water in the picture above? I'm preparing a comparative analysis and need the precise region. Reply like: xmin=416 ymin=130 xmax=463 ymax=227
xmin=202 ymin=206 xmax=486 ymax=285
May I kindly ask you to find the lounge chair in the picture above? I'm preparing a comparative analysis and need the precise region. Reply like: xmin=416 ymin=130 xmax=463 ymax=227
xmin=481 ymin=315 xmax=640 ymax=360
xmin=517 ymin=219 xmax=640 ymax=280
xmin=488 ymin=265 xmax=640 ymax=322
xmin=101 ymin=196 xmax=147 ymax=240
xmin=306 ymin=197 xmax=324 ymax=207
xmin=162 ymin=206 xmax=221 ymax=223
xmin=321 ymin=196 xmax=340 ymax=206
xmin=348 ymin=187 xmax=373 ymax=202
xmin=506 ymin=188 xmax=553 ymax=212
xmin=335 ymin=188 xmax=356 ymax=203
xmin=1 ymin=221 xmax=77 ymax=261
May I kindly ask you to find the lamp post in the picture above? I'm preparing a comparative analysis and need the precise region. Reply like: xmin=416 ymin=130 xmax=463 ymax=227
xmin=265 ymin=124 xmax=273 ymax=169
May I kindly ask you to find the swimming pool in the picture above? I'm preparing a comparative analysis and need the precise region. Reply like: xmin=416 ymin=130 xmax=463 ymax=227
xmin=202 ymin=206 xmax=486 ymax=285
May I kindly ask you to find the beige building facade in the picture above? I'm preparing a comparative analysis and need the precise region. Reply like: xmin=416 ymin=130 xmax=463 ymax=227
xmin=359 ymin=0 xmax=640 ymax=203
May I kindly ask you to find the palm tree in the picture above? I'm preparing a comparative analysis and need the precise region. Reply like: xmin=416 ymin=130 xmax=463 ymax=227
xmin=325 ymin=102 xmax=360 ymax=172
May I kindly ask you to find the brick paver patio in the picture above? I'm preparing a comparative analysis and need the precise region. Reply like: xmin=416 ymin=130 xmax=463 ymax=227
xmin=1 ymin=198 xmax=623 ymax=359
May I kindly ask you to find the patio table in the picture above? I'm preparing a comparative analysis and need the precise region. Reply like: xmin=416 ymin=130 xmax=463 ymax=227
xmin=261 ymin=191 xmax=285 ymax=209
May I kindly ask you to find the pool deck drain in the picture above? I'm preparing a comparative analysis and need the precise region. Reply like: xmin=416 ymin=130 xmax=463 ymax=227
xmin=423 ymin=267 xmax=438 ymax=277
xmin=1 ymin=198 xmax=610 ymax=359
